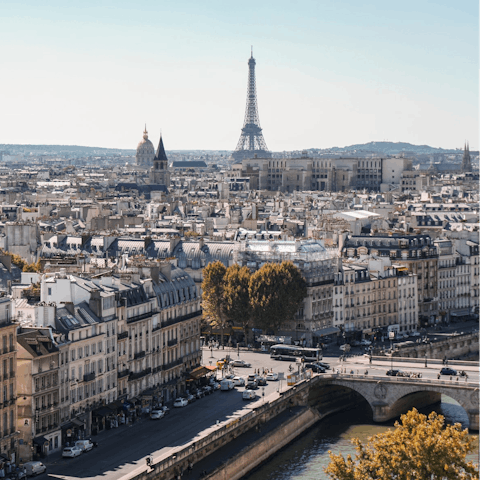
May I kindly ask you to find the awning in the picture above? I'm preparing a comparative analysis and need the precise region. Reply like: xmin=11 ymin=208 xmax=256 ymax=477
xmin=188 ymin=366 xmax=211 ymax=380
xmin=204 ymin=365 xmax=217 ymax=371
xmin=71 ymin=418 xmax=85 ymax=427
xmin=451 ymin=310 xmax=470 ymax=317
xmin=313 ymin=327 xmax=340 ymax=337
xmin=92 ymin=406 xmax=114 ymax=417
xmin=33 ymin=436 xmax=49 ymax=446
xmin=109 ymin=400 xmax=124 ymax=410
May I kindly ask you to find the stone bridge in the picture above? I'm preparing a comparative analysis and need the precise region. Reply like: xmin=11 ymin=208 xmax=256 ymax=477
xmin=308 ymin=374 xmax=479 ymax=430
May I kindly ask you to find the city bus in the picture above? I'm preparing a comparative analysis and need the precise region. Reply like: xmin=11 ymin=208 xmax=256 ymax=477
xmin=269 ymin=344 xmax=322 ymax=362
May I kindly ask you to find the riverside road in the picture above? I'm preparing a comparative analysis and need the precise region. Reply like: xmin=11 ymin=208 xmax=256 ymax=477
xmin=42 ymin=346 xmax=478 ymax=480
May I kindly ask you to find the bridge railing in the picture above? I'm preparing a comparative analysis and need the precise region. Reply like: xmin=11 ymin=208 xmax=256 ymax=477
xmin=318 ymin=372 xmax=476 ymax=387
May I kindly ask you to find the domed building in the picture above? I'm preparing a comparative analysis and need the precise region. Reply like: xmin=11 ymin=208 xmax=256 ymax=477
xmin=136 ymin=126 xmax=155 ymax=166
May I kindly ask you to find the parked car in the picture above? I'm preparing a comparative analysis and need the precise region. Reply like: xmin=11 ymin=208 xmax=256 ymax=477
xmin=195 ymin=389 xmax=204 ymax=399
xmin=160 ymin=405 xmax=170 ymax=415
xmin=232 ymin=376 xmax=246 ymax=386
xmin=150 ymin=409 xmax=165 ymax=420
xmin=410 ymin=331 xmax=421 ymax=337
xmin=440 ymin=367 xmax=457 ymax=376
xmin=266 ymin=372 xmax=278 ymax=381
xmin=305 ymin=363 xmax=326 ymax=373
xmin=62 ymin=446 xmax=82 ymax=458
xmin=173 ymin=397 xmax=188 ymax=408
xmin=75 ymin=439 xmax=94 ymax=452
xmin=360 ymin=339 xmax=372 ymax=346
xmin=186 ymin=394 xmax=196 ymax=403
xmin=24 ymin=461 xmax=46 ymax=477
xmin=231 ymin=359 xmax=251 ymax=368
xmin=202 ymin=386 xmax=213 ymax=395
xmin=242 ymin=389 xmax=256 ymax=400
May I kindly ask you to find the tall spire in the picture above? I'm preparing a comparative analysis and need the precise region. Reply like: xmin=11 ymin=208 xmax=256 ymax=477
xmin=461 ymin=140 xmax=472 ymax=173
xmin=232 ymin=50 xmax=272 ymax=162
xmin=155 ymin=133 xmax=168 ymax=161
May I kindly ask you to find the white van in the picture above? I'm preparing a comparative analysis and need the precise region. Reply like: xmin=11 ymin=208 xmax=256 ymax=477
xmin=242 ymin=389 xmax=256 ymax=400
xmin=220 ymin=379 xmax=234 ymax=391
xmin=24 ymin=461 xmax=46 ymax=477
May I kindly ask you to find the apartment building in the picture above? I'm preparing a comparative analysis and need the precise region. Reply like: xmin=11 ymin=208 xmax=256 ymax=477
xmin=343 ymin=234 xmax=438 ymax=326
xmin=435 ymin=239 xmax=457 ymax=323
xmin=16 ymin=328 xmax=60 ymax=461
xmin=0 ymin=296 xmax=18 ymax=463
xmin=234 ymin=239 xmax=335 ymax=346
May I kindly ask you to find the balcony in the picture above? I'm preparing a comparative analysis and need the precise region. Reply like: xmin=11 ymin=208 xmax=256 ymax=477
xmin=83 ymin=372 xmax=96 ymax=382
xmin=161 ymin=359 xmax=183 ymax=371
xmin=128 ymin=367 xmax=151 ymax=381
xmin=118 ymin=369 xmax=130 ymax=379
xmin=161 ymin=310 xmax=202 ymax=329
xmin=117 ymin=331 xmax=128 ymax=340
xmin=167 ymin=338 xmax=178 ymax=347
xmin=126 ymin=311 xmax=153 ymax=324
xmin=134 ymin=351 xmax=146 ymax=360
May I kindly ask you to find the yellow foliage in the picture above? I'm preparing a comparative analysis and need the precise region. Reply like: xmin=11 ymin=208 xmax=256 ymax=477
xmin=325 ymin=408 xmax=479 ymax=480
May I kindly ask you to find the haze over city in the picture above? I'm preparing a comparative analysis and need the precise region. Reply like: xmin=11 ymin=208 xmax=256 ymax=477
xmin=1 ymin=0 xmax=478 ymax=151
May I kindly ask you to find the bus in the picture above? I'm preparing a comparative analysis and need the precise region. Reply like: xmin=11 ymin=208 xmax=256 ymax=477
xmin=269 ymin=344 xmax=322 ymax=362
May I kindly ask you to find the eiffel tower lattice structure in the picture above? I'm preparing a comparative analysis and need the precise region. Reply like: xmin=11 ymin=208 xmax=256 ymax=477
xmin=232 ymin=50 xmax=272 ymax=162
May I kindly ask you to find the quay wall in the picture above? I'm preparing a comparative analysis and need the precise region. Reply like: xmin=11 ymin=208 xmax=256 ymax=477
xmin=206 ymin=407 xmax=321 ymax=480
xmin=124 ymin=380 xmax=312 ymax=480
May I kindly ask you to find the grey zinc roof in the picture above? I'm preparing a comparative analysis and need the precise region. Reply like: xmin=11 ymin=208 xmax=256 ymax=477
xmin=153 ymin=266 xmax=197 ymax=309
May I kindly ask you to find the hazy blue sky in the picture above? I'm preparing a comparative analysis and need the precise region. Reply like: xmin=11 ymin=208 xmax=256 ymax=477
xmin=1 ymin=0 xmax=477 ymax=151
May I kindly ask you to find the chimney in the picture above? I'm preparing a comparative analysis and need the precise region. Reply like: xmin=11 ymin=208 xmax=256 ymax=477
xmin=89 ymin=290 xmax=102 ymax=318
xmin=159 ymin=262 xmax=172 ymax=282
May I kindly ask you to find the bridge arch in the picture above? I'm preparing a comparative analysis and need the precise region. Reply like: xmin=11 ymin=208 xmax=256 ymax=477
xmin=311 ymin=376 xmax=479 ymax=431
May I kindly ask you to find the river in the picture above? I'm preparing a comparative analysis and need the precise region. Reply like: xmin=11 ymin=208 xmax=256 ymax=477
xmin=242 ymin=396 xmax=479 ymax=479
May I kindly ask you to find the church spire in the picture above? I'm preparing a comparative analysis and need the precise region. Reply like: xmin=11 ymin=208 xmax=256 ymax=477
xmin=155 ymin=133 xmax=168 ymax=161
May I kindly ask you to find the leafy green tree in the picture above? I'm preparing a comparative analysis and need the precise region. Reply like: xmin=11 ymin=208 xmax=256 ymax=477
xmin=249 ymin=261 xmax=306 ymax=334
xmin=201 ymin=261 xmax=227 ymax=346
xmin=325 ymin=408 xmax=479 ymax=480
xmin=223 ymin=264 xmax=251 ymax=345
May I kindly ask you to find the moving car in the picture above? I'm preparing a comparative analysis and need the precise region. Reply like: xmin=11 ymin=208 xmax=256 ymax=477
xmin=75 ymin=439 xmax=94 ymax=452
xmin=315 ymin=361 xmax=331 ymax=370
xmin=246 ymin=380 xmax=258 ymax=390
xmin=173 ymin=397 xmax=188 ymax=408
xmin=242 ymin=389 xmax=256 ymax=400
xmin=24 ymin=461 xmax=46 ymax=477
xmin=305 ymin=363 xmax=326 ymax=373
xmin=256 ymin=376 xmax=267 ymax=386
xmin=232 ymin=376 xmax=245 ymax=386
xmin=386 ymin=369 xmax=410 ymax=377
xmin=220 ymin=379 xmax=234 ymax=391
xmin=230 ymin=359 xmax=251 ymax=368
xmin=440 ymin=367 xmax=457 ymax=376
xmin=62 ymin=446 xmax=82 ymax=458
xmin=150 ymin=409 xmax=165 ymax=420
xmin=266 ymin=372 xmax=278 ymax=381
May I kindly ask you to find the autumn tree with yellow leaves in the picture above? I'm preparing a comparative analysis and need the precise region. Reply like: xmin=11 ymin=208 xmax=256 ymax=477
xmin=325 ymin=408 xmax=479 ymax=480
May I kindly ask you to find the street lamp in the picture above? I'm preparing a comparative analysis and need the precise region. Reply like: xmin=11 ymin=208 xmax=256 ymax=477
xmin=424 ymin=353 xmax=428 ymax=368
xmin=388 ymin=331 xmax=395 ymax=370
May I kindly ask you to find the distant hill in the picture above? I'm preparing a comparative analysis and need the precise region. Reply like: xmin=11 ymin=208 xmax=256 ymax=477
xmin=0 ymin=144 xmax=135 ymax=156
xmin=325 ymin=141 xmax=460 ymax=155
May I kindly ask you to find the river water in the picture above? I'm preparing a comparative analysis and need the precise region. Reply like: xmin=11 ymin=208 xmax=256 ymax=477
xmin=242 ymin=396 xmax=479 ymax=480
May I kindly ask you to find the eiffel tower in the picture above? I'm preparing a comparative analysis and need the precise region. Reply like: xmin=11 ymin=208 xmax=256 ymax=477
xmin=232 ymin=50 xmax=272 ymax=162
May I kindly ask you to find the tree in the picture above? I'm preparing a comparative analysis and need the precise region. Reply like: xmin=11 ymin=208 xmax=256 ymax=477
xmin=223 ymin=264 xmax=251 ymax=345
xmin=325 ymin=408 xmax=479 ymax=480
xmin=22 ymin=260 xmax=42 ymax=273
xmin=201 ymin=261 xmax=227 ymax=346
xmin=249 ymin=261 xmax=306 ymax=334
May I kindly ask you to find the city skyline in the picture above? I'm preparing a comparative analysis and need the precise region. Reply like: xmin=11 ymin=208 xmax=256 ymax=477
xmin=1 ymin=0 xmax=478 ymax=151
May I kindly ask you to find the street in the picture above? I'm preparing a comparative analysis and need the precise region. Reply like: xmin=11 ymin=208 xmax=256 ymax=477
xmin=40 ymin=346 xmax=477 ymax=480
